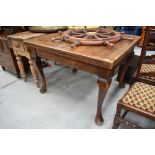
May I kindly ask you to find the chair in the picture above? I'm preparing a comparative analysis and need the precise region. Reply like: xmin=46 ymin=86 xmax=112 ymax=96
xmin=112 ymin=27 xmax=155 ymax=129
xmin=117 ymin=27 xmax=155 ymax=87
xmin=135 ymin=26 xmax=155 ymax=86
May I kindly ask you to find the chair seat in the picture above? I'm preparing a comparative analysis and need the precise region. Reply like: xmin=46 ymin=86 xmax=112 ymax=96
xmin=122 ymin=82 xmax=155 ymax=114
xmin=140 ymin=64 xmax=155 ymax=80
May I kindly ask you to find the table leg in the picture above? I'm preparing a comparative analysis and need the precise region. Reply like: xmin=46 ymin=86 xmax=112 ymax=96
xmin=1 ymin=66 xmax=5 ymax=70
xmin=118 ymin=64 xmax=129 ymax=88
xmin=95 ymin=77 xmax=112 ymax=125
xmin=16 ymin=73 xmax=20 ymax=79
xmin=118 ymin=50 xmax=134 ymax=88
xmin=16 ymin=55 xmax=27 ymax=82
xmin=29 ymin=58 xmax=39 ymax=88
xmin=32 ymin=57 xmax=46 ymax=93
xmin=72 ymin=68 xmax=78 ymax=73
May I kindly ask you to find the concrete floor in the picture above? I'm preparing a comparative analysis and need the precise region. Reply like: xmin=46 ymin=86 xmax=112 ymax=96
xmin=0 ymin=47 xmax=155 ymax=128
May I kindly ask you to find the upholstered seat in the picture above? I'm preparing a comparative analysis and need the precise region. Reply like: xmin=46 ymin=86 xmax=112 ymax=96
xmin=140 ymin=64 xmax=155 ymax=73
xmin=122 ymin=82 xmax=155 ymax=114
xmin=140 ymin=64 xmax=155 ymax=80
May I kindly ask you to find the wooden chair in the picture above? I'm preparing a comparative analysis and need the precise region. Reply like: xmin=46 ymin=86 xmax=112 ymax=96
xmin=118 ymin=27 xmax=155 ymax=87
xmin=135 ymin=26 xmax=155 ymax=86
xmin=112 ymin=27 xmax=155 ymax=129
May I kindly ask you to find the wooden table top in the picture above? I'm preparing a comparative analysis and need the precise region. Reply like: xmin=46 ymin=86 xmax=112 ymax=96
xmin=7 ymin=31 xmax=44 ymax=40
xmin=24 ymin=33 xmax=141 ymax=69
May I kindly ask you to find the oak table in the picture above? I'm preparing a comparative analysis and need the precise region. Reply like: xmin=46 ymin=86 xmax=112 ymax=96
xmin=8 ymin=31 xmax=45 ymax=87
xmin=24 ymin=33 xmax=140 ymax=125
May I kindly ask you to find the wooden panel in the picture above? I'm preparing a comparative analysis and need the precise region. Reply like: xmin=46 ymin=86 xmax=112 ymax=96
xmin=0 ymin=37 xmax=10 ymax=54
xmin=0 ymin=51 xmax=16 ymax=72
xmin=0 ymin=36 xmax=18 ymax=74
xmin=36 ymin=49 xmax=114 ymax=78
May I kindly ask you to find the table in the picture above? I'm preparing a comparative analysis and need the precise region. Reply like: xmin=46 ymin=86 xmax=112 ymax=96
xmin=8 ymin=31 xmax=45 ymax=87
xmin=24 ymin=33 xmax=140 ymax=125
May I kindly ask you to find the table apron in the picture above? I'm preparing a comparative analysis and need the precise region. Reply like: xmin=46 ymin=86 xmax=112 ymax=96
xmin=34 ymin=49 xmax=114 ymax=78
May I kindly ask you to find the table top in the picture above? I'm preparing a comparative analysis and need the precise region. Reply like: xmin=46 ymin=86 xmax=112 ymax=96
xmin=24 ymin=33 xmax=141 ymax=69
xmin=7 ymin=31 xmax=44 ymax=40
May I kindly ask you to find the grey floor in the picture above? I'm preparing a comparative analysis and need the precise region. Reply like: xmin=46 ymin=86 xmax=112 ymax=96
xmin=0 ymin=47 xmax=155 ymax=128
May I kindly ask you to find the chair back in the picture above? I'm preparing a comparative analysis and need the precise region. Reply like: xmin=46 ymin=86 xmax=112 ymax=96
xmin=136 ymin=26 xmax=155 ymax=83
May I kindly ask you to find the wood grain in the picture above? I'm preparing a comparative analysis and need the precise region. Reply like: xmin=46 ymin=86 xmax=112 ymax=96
xmin=24 ymin=33 xmax=140 ymax=69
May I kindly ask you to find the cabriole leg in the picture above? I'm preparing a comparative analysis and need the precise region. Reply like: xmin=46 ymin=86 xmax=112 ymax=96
xmin=95 ymin=77 xmax=112 ymax=126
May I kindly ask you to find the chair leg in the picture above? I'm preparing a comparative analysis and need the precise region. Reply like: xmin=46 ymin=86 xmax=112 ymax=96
xmin=121 ymin=110 xmax=128 ymax=119
xmin=112 ymin=103 xmax=122 ymax=129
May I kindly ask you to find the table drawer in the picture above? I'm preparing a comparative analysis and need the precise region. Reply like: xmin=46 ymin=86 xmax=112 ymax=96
xmin=12 ymin=40 xmax=24 ymax=52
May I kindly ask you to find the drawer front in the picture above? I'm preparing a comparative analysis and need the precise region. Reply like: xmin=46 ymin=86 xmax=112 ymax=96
xmin=0 ymin=52 xmax=16 ymax=71
xmin=12 ymin=40 xmax=24 ymax=52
